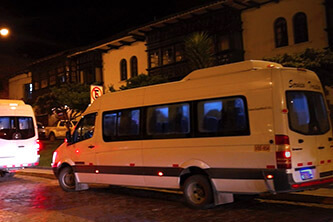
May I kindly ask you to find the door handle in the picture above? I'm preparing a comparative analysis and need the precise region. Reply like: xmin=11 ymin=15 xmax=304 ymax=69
xmin=88 ymin=145 xmax=95 ymax=149
xmin=318 ymin=146 xmax=325 ymax=150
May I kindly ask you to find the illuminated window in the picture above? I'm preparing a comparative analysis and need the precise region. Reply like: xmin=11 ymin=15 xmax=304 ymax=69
xmin=197 ymin=97 xmax=249 ymax=136
xmin=147 ymin=103 xmax=190 ymax=135
xmin=162 ymin=47 xmax=174 ymax=65
xmin=175 ymin=44 xmax=184 ymax=62
xmin=49 ymin=76 xmax=56 ymax=86
xmin=41 ymin=79 xmax=48 ymax=88
xmin=149 ymin=50 xmax=159 ymax=68
xmin=293 ymin=12 xmax=308 ymax=44
xmin=274 ymin=17 xmax=288 ymax=48
xmin=103 ymin=109 xmax=140 ymax=141
xmin=219 ymin=35 xmax=230 ymax=51
xmin=34 ymin=82 xmax=39 ymax=90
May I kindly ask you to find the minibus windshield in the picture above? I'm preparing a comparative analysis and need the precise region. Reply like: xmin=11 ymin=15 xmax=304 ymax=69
xmin=286 ymin=91 xmax=330 ymax=135
xmin=0 ymin=116 xmax=35 ymax=140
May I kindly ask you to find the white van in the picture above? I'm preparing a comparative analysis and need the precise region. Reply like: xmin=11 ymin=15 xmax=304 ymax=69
xmin=0 ymin=100 xmax=40 ymax=177
xmin=52 ymin=60 xmax=333 ymax=209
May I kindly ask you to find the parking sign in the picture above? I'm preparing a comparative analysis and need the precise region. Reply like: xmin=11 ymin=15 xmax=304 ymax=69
xmin=90 ymin=85 xmax=103 ymax=103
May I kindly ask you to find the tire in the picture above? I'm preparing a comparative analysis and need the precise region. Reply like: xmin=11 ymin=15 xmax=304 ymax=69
xmin=49 ymin=132 xmax=56 ymax=142
xmin=58 ymin=167 xmax=76 ymax=192
xmin=183 ymin=175 xmax=214 ymax=209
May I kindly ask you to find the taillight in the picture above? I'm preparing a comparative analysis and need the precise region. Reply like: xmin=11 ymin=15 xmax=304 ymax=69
xmin=34 ymin=139 xmax=42 ymax=154
xmin=275 ymin=135 xmax=292 ymax=169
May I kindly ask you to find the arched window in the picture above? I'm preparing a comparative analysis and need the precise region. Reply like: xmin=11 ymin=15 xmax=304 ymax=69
xmin=293 ymin=12 xmax=308 ymax=44
xmin=120 ymin=59 xmax=127 ymax=81
xmin=130 ymin=56 xmax=138 ymax=78
xmin=274 ymin=17 xmax=288 ymax=48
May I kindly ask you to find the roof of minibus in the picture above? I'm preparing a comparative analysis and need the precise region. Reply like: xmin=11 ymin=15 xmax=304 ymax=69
xmin=182 ymin=60 xmax=283 ymax=81
xmin=0 ymin=99 xmax=25 ymax=106
xmin=85 ymin=60 xmax=285 ymax=114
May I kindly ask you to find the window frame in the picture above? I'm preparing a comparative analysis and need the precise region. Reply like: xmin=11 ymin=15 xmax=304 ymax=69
xmin=130 ymin=56 xmax=138 ymax=78
xmin=120 ymin=59 xmax=128 ymax=81
xmin=71 ymin=113 xmax=97 ymax=144
xmin=145 ymin=101 xmax=192 ymax=139
xmin=103 ymin=107 xmax=142 ymax=142
xmin=274 ymin=17 xmax=289 ymax=48
xmin=195 ymin=96 xmax=250 ymax=137
xmin=293 ymin=12 xmax=309 ymax=44
xmin=101 ymin=95 xmax=250 ymax=142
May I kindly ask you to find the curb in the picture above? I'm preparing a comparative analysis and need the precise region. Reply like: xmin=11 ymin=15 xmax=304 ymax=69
xmin=16 ymin=170 xmax=56 ymax=180
xmin=259 ymin=192 xmax=333 ymax=206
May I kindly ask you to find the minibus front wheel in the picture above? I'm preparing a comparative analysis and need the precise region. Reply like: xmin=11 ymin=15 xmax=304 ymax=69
xmin=58 ymin=167 xmax=76 ymax=192
xmin=183 ymin=174 xmax=214 ymax=209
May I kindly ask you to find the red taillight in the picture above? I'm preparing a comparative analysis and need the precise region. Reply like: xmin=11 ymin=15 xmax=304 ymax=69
xmin=35 ymin=139 xmax=42 ymax=154
xmin=275 ymin=135 xmax=292 ymax=169
xmin=275 ymin=135 xmax=290 ymax=145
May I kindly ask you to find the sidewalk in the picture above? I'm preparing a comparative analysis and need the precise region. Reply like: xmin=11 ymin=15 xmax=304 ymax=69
xmin=16 ymin=167 xmax=55 ymax=179
xmin=17 ymin=167 xmax=333 ymax=205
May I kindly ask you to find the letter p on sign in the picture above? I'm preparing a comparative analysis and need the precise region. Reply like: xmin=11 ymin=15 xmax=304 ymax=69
xmin=90 ymin=85 xmax=103 ymax=103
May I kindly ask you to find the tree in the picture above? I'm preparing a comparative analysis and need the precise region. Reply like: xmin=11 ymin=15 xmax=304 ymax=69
xmin=184 ymin=32 xmax=215 ymax=71
xmin=109 ymin=74 xmax=168 ymax=92
xmin=264 ymin=48 xmax=333 ymax=86
xmin=35 ymin=83 xmax=90 ymax=130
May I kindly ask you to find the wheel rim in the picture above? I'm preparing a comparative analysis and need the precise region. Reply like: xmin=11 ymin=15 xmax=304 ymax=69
xmin=62 ymin=170 xmax=75 ymax=189
xmin=187 ymin=182 xmax=206 ymax=205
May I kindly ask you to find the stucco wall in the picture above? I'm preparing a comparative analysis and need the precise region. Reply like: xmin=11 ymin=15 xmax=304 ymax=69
xmin=102 ymin=41 xmax=148 ymax=91
xmin=8 ymin=72 xmax=31 ymax=100
xmin=242 ymin=0 xmax=328 ymax=60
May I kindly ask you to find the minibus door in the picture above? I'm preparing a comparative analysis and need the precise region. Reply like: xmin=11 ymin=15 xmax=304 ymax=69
xmin=70 ymin=113 xmax=97 ymax=183
xmin=286 ymin=90 xmax=332 ymax=183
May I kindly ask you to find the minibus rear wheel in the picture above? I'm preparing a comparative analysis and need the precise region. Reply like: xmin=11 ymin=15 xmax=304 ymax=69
xmin=183 ymin=175 xmax=213 ymax=209
xmin=58 ymin=167 xmax=76 ymax=192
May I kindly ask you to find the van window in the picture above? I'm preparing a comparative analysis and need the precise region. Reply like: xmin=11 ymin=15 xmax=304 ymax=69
xmin=0 ymin=117 xmax=35 ymax=140
xmin=197 ymin=97 xmax=249 ymax=136
xmin=146 ymin=103 xmax=190 ymax=135
xmin=286 ymin=91 xmax=330 ymax=135
xmin=72 ymin=113 xmax=96 ymax=143
xmin=103 ymin=108 xmax=140 ymax=141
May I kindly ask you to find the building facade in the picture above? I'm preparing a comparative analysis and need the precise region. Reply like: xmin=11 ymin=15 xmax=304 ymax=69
xmin=8 ymin=72 xmax=32 ymax=103
xmin=7 ymin=0 xmax=333 ymax=114
xmin=242 ymin=0 xmax=331 ymax=59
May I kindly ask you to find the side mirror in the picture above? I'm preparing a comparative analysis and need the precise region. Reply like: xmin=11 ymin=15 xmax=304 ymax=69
xmin=66 ymin=131 xmax=73 ymax=144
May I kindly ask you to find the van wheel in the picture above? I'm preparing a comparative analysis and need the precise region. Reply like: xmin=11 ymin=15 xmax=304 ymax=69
xmin=49 ymin=133 xmax=56 ymax=141
xmin=183 ymin=175 xmax=213 ymax=209
xmin=58 ymin=167 xmax=76 ymax=192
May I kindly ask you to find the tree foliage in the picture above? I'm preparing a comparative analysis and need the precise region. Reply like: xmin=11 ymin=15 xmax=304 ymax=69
xmin=109 ymin=74 xmax=168 ymax=92
xmin=35 ymin=83 xmax=90 ymax=129
xmin=184 ymin=32 xmax=215 ymax=71
xmin=264 ymin=48 xmax=333 ymax=86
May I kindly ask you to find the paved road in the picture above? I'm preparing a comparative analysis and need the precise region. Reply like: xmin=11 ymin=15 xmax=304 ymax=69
xmin=0 ymin=172 xmax=332 ymax=222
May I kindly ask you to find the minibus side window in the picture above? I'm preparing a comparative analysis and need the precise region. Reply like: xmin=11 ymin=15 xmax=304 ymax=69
xmin=103 ymin=113 xmax=117 ymax=139
xmin=117 ymin=109 xmax=140 ymax=136
xmin=103 ymin=108 xmax=140 ymax=141
xmin=197 ymin=97 xmax=249 ymax=136
xmin=72 ymin=113 xmax=96 ymax=143
xmin=146 ymin=103 xmax=190 ymax=136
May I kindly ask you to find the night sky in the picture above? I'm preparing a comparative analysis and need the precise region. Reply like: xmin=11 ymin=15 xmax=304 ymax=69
xmin=0 ymin=0 xmax=214 ymax=75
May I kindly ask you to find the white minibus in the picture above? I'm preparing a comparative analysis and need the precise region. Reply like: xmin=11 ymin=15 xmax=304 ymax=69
xmin=52 ymin=60 xmax=333 ymax=209
xmin=0 ymin=100 xmax=40 ymax=177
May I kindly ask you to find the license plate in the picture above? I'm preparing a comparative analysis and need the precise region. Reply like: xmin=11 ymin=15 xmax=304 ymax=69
xmin=300 ymin=169 xmax=314 ymax=180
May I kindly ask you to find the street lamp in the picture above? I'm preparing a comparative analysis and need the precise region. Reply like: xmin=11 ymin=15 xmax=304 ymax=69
xmin=0 ymin=28 xmax=9 ymax=37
